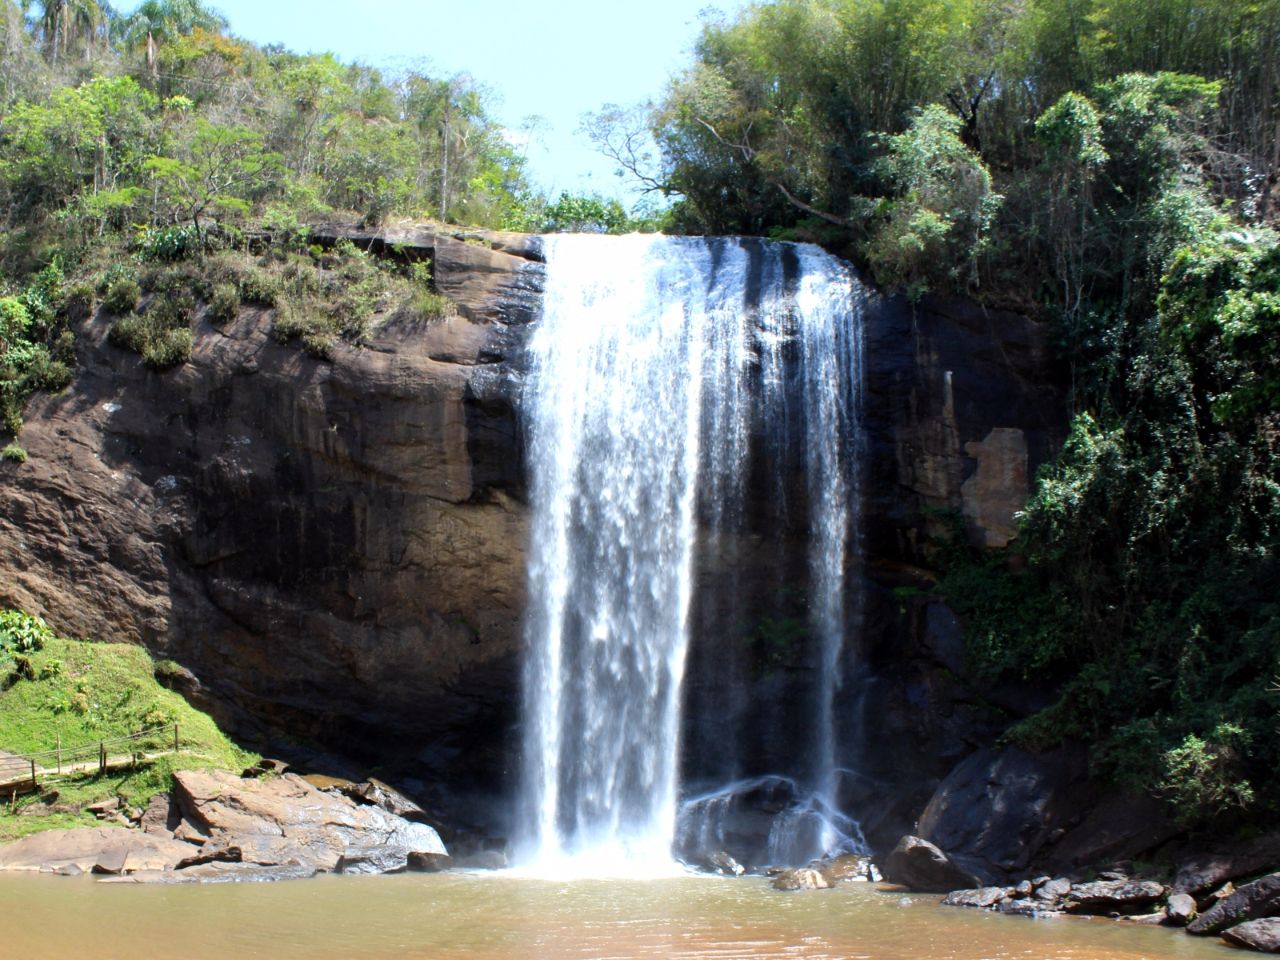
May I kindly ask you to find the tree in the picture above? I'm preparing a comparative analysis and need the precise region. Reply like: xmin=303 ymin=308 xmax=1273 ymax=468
xmin=144 ymin=119 xmax=280 ymax=244
xmin=114 ymin=0 xmax=227 ymax=75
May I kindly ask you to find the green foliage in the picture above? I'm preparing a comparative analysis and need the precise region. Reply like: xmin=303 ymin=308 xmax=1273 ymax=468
xmin=134 ymin=223 xmax=200 ymax=262
xmin=238 ymin=268 xmax=280 ymax=307
xmin=108 ymin=296 xmax=192 ymax=369
xmin=206 ymin=281 xmax=240 ymax=325
xmin=1 ymin=442 xmax=27 ymax=462
xmin=1158 ymin=723 xmax=1256 ymax=825
xmin=540 ymin=193 xmax=634 ymax=234
xmin=0 ymin=610 xmax=52 ymax=657
xmin=102 ymin=276 xmax=141 ymax=314
xmin=0 ymin=610 xmax=256 ymax=841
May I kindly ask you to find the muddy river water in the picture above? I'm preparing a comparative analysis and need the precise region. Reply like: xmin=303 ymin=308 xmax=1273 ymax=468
xmin=0 ymin=872 xmax=1241 ymax=960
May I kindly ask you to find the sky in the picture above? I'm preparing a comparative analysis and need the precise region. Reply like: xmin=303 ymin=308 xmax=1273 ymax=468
xmin=192 ymin=0 xmax=750 ymax=204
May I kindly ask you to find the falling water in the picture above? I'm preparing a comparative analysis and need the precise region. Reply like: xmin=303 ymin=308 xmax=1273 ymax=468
xmin=519 ymin=234 xmax=865 ymax=872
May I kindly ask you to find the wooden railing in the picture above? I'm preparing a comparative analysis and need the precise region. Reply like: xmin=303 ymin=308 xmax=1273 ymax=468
xmin=0 ymin=723 xmax=182 ymax=798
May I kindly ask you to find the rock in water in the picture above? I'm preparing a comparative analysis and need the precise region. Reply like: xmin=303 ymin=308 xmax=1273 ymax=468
xmin=1222 ymin=919 xmax=1280 ymax=953
xmin=1165 ymin=892 xmax=1198 ymax=926
xmin=1062 ymin=879 xmax=1166 ymax=914
xmin=880 ymin=836 xmax=982 ymax=893
xmin=772 ymin=868 xmax=831 ymax=891
xmin=942 ymin=887 xmax=1011 ymax=909
xmin=1189 ymin=874 xmax=1280 ymax=935
xmin=0 ymin=827 xmax=196 ymax=875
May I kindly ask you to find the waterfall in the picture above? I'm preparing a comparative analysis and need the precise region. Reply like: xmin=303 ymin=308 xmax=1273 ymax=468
xmin=518 ymin=234 xmax=865 ymax=872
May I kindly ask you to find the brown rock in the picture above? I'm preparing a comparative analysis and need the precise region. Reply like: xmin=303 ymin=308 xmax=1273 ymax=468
xmin=170 ymin=769 xmax=445 ymax=873
xmin=880 ymin=836 xmax=983 ymax=893
xmin=820 ymin=854 xmax=871 ymax=884
xmin=406 ymin=851 xmax=453 ymax=872
xmin=1165 ymin=892 xmax=1198 ymax=926
xmin=0 ymin=827 xmax=196 ymax=874
xmin=772 ymin=868 xmax=831 ymax=891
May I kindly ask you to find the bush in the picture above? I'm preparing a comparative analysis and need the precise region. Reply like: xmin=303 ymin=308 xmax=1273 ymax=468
xmin=1 ymin=443 xmax=27 ymax=463
xmin=103 ymin=278 xmax=142 ymax=315
xmin=59 ymin=283 xmax=95 ymax=321
xmin=135 ymin=224 xmax=200 ymax=263
xmin=142 ymin=328 xmax=192 ymax=369
xmin=405 ymin=289 xmax=456 ymax=322
xmin=239 ymin=269 xmax=280 ymax=306
xmin=301 ymin=330 xmax=336 ymax=361
xmin=207 ymin=283 xmax=240 ymax=326
xmin=0 ymin=610 xmax=52 ymax=654
xmin=108 ymin=313 xmax=148 ymax=353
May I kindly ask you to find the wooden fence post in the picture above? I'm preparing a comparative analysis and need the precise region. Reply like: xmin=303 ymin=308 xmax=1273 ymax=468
xmin=99 ymin=741 xmax=106 ymax=774
xmin=29 ymin=759 xmax=36 ymax=790
xmin=57 ymin=733 xmax=62 ymax=774
xmin=173 ymin=722 xmax=179 ymax=754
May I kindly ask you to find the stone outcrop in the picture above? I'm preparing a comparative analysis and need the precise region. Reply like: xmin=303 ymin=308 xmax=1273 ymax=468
xmin=1223 ymin=919 xmax=1280 ymax=953
xmin=1188 ymin=874 xmax=1280 ymax=935
xmin=0 ymin=826 xmax=194 ymax=874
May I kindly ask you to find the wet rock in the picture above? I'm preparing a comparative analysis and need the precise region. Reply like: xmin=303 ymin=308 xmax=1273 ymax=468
xmin=820 ymin=853 xmax=870 ymax=884
xmin=242 ymin=758 xmax=289 ymax=778
xmin=170 ymin=769 xmax=445 ymax=874
xmin=881 ymin=836 xmax=982 ymax=893
xmin=105 ymin=862 xmax=320 ymax=884
xmin=139 ymin=793 xmax=180 ymax=836
xmin=1165 ymin=892 xmax=1198 ymax=926
xmin=1188 ymin=874 xmax=1280 ymax=935
xmin=339 ymin=779 xmax=434 ymax=825
xmin=1000 ymin=899 xmax=1046 ymax=917
xmin=337 ymin=847 xmax=409 ymax=875
xmin=1062 ymin=879 xmax=1166 ymax=915
xmin=771 ymin=868 xmax=831 ymax=891
xmin=942 ymin=886 xmax=1010 ymax=909
xmin=703 ymin=850 xmax=746 ymax=877
xmin=1120 ymin=911 xmax=1167 ymax=925
xmin=0 ymin=826 xmax=196 ymax=874
xmin=406 ymin=851 xmax=453 ymax=872
xmin=1014 ymin=880 xmax=1033 ymax=896
xmin=1222 ymin=919 xmax=1280 ymax=953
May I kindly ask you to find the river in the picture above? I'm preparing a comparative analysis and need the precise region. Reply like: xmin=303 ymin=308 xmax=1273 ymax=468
xmin=0 ymin=873 xmax=1237 ymax=959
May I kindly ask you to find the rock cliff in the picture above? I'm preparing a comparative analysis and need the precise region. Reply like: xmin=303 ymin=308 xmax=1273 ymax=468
xmin=0 ymin=226 xmax=1063 ymax=841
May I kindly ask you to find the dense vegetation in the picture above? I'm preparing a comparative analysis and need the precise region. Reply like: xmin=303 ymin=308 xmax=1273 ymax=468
xmin=594 ymin=0 xmax=1280 ymax=830
xmin=0 ymin=0 xmax=663 ymax=441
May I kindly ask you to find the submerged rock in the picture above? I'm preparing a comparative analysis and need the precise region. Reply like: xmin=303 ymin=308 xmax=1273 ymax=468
xmin=941 ymin=886 xmax=1010 ymax=909
xmin=771 ymin=868 xmax=831 ymax=891
xmin=1165 ymin=892 xmax=1198 ymax=926
xmin=880 ymin=836 xmax=982 ymax=893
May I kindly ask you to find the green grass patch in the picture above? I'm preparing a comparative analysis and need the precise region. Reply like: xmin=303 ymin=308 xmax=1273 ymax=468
xmin=0 ymin=625 xmax=256 ymax=841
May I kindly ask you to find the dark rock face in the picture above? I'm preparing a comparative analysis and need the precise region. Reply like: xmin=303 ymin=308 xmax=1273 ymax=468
xmin=914 ymin=746 xmax=1089 ymax=881
xmin=1188 ymin=874 xmax=1280 ymax=935
xmin=880 ymin=835 xmax=984 ymax=892
xmin=0 ymin=227 xmax=1065 ymax=847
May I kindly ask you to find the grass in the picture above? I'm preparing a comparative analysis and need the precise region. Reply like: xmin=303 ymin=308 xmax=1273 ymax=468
xmin=0 ymin=630 xmax=256 ymax=842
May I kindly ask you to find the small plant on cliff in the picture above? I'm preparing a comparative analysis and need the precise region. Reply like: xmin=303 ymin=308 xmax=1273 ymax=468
xmin=2 ymin=442 xmax=28 ymax=463
xmin=207 ymin=282 xmax=240 ymax=325
xmin=102 ymin=277 xmax=142 ymax=315
xmin=1158 ymin=723 xmax=1256 ymax=826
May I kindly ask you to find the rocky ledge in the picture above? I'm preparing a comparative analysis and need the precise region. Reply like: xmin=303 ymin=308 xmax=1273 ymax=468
xmin=0 ymin=768 xmax=504 ymax=882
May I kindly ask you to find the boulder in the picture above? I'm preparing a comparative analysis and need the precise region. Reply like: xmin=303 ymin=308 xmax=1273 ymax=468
xmin=1062 ymin=879 xmax=1166 ymax=915
xmin=915 ymin=747 xmax=1088 ymax=880
xmin=880 ymin=836 xmax=983 ymax=893
xmin=1035 ymin=877 xmax=1073 ymax=906
xmin=339 ymin=778 xmax=435 ymax=825
xmin=170 ymin=769 xmax=445 ymax=873
xmin=454 ymin=849 xmax=507 ymax=870
xmin=139 ymin=793 xmax=180 ymax=836
xmin=0 ymin=827 xmax=196 ymax=874
xmin=1000 ymin=899 xmax=1046 ymax=916
xmin=704 ymin=850 xmax=746 ymax=877
xmin=772 ymin=868 xmax=831 ymax=891
xmin=103 ymin=862 xmax=319 ymax=884
xmin=1173 ymin=834 xmax=1280 ymax=896
xmin=1188 ymin=874 xmax=1280 ymax=935
xmin=942 ymin=886 xmax=1010 ymax=909
xmin=1222 ymin=919 xmax=1280 ymax=953
xmin=1165 ymin=892 xmax=1198 ymax=926
xmin=820 ymin=853 xmax=870 ymax=884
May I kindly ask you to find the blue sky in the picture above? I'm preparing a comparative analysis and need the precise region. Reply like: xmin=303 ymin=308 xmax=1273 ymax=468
xmin=188 ymin=0 xmax=749 ymax=203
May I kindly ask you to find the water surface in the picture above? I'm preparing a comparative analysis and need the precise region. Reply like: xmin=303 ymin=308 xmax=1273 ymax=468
xmin=0 ymin=873 xmax=1237 ymax=960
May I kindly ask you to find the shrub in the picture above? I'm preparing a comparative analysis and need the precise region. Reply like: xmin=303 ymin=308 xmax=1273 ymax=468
xmin=0 ymin=610 xmax=53 ymax=654
xmin=301 ymin=330 xmax=336 ymax=361
xmin=60 ymin=283 xmax=95 ymax=321
xmin=0 ymin=297 xmax=31 ymax=351
xmin=207 ymin=283 xmax=240 ymax=326
xmin=239 ymin=269 xmax=280 ymax=306
xmin=1 ymin=443 xmax=27 ymax=463
xmin=108 ymin=313 xmax=148 ymax=353
xmin=270 ymin=300 xmax=307 ymax=342
xmin=52 ymin=330 xmax=75 ymax=365
xmin=405 ymin=289 xmax=456 ymax=322
xmin=103 ymin=278 xmax=142 ymax=315
xmin=135 ymin=224 xmax=200 ymax=262
xmin=142 ymin=327 xmax=192 ymax=369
